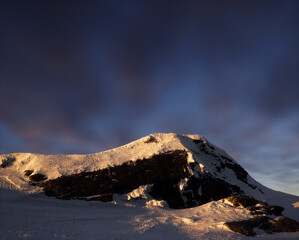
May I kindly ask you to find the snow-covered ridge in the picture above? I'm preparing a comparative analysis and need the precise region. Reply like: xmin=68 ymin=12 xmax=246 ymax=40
xmin=1 ymin=133 xmax=260 ymax=198
xmin=1 ymin=133 xmax=298 ymax=207
xmin=0 ymin=133 xmax=224 ymax=180
xmin=2 ymin=133 xmax=195 ymax=180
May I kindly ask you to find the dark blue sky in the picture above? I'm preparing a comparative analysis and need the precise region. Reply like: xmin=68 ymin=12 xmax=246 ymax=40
xmin=0 ymin=0 xmax=298 ymax=195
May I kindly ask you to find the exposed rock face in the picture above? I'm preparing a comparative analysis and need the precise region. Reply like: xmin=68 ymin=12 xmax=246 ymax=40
xmin=184 ymin=176 xmax=242 ymax=206
xmin=29 ymin=173 xmax=47 ymax=184
xmin=225 ymin=195 xmax=299 ymax=236
xmin=0 ymin=156 xmax=15 ymax=168
xmin=227 ymin=195 xmax=284 ymax=216
xmin=225 ymin=216 xmax=269 ymax=236
xmin=268 ymin=216 xmax=299 ymax=232
xmin=24 ymin=170 xmax=34 ymax=177
xmin=39 ymin=150 xmax=190 ymax=200
xmin=225 ymin=215 xmax=299 ymax=236
xmin=149 ymin=176 xmax=242 ymax=209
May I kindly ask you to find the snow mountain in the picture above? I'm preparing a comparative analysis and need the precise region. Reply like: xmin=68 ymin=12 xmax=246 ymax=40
xmin=1 ymin=133 xmax=298 ymax=239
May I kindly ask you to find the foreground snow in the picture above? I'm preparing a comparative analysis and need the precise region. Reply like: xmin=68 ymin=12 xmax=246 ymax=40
xmin=0 ymin=189 xmax=298 ymax=240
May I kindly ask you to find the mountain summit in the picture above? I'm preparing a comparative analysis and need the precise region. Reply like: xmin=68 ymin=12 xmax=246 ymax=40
xmin=1 ymin=133 xmax=264 ymax=204
xmin=1 ymin=133 xmax=298 ymax=238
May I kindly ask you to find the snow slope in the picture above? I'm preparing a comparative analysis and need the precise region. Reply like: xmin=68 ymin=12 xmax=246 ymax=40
xmin=1 ymin=133 xmax=298 ymax=239
xmin=1 ymin=189 xmax=298 ymax=240
xmin=0 ymin=133 xmax=267 ymax=195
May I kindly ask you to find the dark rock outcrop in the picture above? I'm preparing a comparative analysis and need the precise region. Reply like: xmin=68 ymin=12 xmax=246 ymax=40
xmin=39 ymin=150 xmax=190 ymax=200
xmin=149 ymin=181 xmax=186 ymax=209
xmin=225 ymin=195 xmax=299 ymax=236
xmin=225 ymin=216 xmax=269 ymax=236
xmin=0 ymin=156 xmax=15 ymax=168
xmin=29 ymin=173 xmax=47 ymax=183
xmin=266 ymin=216 xmax=299 ymax=232
xmin=183 ymin=176 xmax=242 ymax=207
xmin=225 ymin=216 xmax=299 ymax=236
xmin=149 ymin=176 xmax=243 ymax=209
xmin=24 ymin=170 xmax=34 ymax=177
xmin=144 ymin=135 xmax=158 ymax=143
xmin=23 ymin=170 xmax=48 ymax=185
xmin=227 ymin=195 xmax=284 ymax=216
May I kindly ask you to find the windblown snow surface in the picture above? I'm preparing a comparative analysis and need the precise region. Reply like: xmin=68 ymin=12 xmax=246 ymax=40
xmin=1 ymin=133 xmax=298 ymax=240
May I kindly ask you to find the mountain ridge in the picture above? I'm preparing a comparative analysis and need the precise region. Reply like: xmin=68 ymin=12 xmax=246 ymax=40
xmin=1 ymin=133 xmax=298 ymax=239
xmin=1 ymin=133 xmax=264 ymax=198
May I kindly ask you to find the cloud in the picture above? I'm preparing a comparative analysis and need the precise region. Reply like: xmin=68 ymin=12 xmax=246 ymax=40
xmin=0 ymin=0 xmax=298 ymax=194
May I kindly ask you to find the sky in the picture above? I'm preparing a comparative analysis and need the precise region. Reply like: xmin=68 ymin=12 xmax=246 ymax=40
xmin=0 ymin=0 xmax=298 ymax=196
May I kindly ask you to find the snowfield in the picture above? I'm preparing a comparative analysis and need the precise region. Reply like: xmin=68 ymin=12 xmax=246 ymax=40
xmin=1 ymin=133 xmax=298 ymax=239
xmin=1 ymin=189 xmax=298 ymax=240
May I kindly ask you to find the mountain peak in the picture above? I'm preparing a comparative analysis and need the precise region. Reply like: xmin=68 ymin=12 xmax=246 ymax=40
xmin=1 ymin=133 xmax=299 ymax=238
xmin=1 ymin=133 xmax=264 ymax=205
